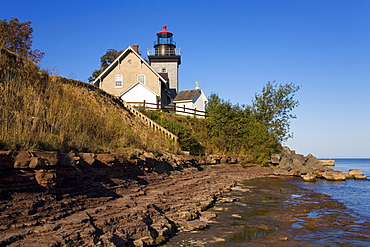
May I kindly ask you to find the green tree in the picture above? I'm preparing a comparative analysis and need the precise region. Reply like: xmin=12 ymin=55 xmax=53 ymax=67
xmin=206 ymin=93 xmax=277 ymax=163
xmin=88 ymin=49 xmax=122 ymax=82
xmin=0 ymin=18 xmax=44 ymax=63
xmin=252 ymin=80 xmax=300 ymax=142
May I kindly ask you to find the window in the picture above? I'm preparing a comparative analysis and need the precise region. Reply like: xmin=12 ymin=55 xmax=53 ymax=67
xmin=162 ymin=68 xmax=167 ymax=73
xmin=115 ymin=74 xmax=123 ymax=88
xmin=138 ymin=74 xmax=145 ymax=84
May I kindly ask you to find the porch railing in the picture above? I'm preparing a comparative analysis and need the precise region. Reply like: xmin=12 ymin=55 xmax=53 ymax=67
xmin=126 ymin=101 xmax=207 ymax=118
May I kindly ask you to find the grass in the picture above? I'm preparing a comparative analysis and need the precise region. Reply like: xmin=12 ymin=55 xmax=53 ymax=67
xmin=0 ymin=47 xmax=180 ymax=154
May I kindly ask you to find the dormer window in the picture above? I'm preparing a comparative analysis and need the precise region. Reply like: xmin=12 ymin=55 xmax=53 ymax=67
xmin=115 ymin=74 xmax=123 ymax=88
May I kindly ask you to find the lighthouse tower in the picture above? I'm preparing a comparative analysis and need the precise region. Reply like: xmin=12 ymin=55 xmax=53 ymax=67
xmin=148 ymin=25 xmax=181 ymax=99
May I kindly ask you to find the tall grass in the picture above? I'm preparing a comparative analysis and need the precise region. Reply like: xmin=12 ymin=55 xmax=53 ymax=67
xmin=0 ymin=47 xmax=179 ymax=153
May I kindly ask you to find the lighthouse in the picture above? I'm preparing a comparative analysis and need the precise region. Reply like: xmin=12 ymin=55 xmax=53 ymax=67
xmin=148 ymin=25 xmax=181 ymax=99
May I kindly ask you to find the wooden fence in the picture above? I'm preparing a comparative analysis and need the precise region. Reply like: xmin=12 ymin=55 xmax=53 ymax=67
xmin=126 ymin=101 xmax=207 ymax=118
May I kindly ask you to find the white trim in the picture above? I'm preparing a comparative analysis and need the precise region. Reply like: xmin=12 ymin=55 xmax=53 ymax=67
xmin=93 ymin=46 xmax=167 ymax=86
xmin=172 ymin=99 xmax=192 ymax=103
xmin=119 ymin=81 xmax=159 ymax=98
xmin=114 ymin=74 xmax=123 ymax=88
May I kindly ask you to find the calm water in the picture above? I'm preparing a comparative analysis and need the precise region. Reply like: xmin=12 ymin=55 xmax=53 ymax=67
xmin=163 ymin=159 xmax=370 ymax=246
xmin=289 ymin=158 xmax=370 ymax=220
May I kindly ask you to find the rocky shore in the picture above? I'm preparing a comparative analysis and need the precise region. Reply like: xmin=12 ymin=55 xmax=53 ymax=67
xmin=1 ymin=148 xmax=367 ymax=246
xmin=0 ymin=151 xmax=271 ymax=246
xmin=272 ymin=146 xmax=367 ymax=181
xmin=165 ymin=176 xmax=370 ymax=246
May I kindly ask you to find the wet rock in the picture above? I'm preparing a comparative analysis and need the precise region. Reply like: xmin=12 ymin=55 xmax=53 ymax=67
xmin=218 ymin=197 xmax=238 ymax=203
xmin=200 ymin=211 xmax=217 ymax=220
xmin=348 ymin=169 xmax=367 ymax=180
xmin=349 ymin=169 xmax=363 ymax=176
xmin=231 ymin=214 xmax=242 ymax=218
xmin=354 ymin=174 xmax=367 ymax=180
xmin=302 ymin=173 xmax=316 ymax=182
xmin=182 ymin=220 xmax=208 ymax=231
xmin=0 ymin=151 xmax=273 ymax=246
xmin=198 ymin=197 xmax=215 ymax=210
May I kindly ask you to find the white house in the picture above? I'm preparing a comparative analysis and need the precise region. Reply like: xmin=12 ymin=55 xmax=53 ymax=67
xmin=173 ymin=82 xmax=208 ymax=118
xmin=93 ymin=26 xmax=207 ymax=115
xmin=93 ymin=45 xmax=171 ymax=107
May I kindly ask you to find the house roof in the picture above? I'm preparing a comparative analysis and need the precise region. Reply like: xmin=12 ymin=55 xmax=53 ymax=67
xmin=173 ymin=89 xmax=201 ymax=102
xmin=93 ymin=46 xmax=167 ymax=86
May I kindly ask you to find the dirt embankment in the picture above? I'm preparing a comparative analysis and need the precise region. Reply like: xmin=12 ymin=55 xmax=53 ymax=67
xmin=0 ymin=151 xmax=272 ymax=246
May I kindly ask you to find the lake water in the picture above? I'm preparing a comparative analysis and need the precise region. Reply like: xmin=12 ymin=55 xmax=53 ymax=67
xmin=163 ymin=159 xmax=370 ymax=246
xmin=289 ymin=158 xmax=370 ymax=221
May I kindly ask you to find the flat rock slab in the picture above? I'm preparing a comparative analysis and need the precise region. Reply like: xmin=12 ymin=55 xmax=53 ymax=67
xmin=0 ymin=164 xmax=272 ymax=246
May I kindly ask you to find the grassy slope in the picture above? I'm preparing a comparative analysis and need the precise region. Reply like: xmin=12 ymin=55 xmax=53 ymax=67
xmin=0 ymin=48 xmax=179 ymax=154
xmin=142 ymin=110 xmax=278 ymax=164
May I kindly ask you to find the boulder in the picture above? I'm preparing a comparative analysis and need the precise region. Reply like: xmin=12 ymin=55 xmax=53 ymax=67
xmin=272 ymin=147 xmax=336 ymax=178
xmin=270 ymin=154 xmax=281 ymax=164
xmin=199 ymin=211 xmax=217 ymax=220
xmin=178 ymin=211 xmax=196 ymax=221
xmin=273 ymin=167 xmax=294 ymax=176
xmin=35 ymin=169 xmax=63 ymax=189
xmin=301 ymin=173 xmax=316 ymax=182
xmin=79 ymin=153 xmax=95 ymax=165
xmin=182 ymin=220 xmax=208 ymax=231
xmin=346 ymin=170 xmax=367 ymax=180
xmin=29 ymin=154 xmax=58 ymax=169
xmin=305 ymin=154 xmax=321 ymax=166
xmin=95 ymin=154 xmax=116 ymax=165
xmin=320 ymin=171 xmax=347 ymax=181
xmin=319 ymin=160 xmax=335 ymax=166
xmin=348 ymin=169 xmax=363 ymax=176
xmin=33 ymin=152 xmax=58 ymax=166
xmin=14 ymin=151 xmax=33 ymax=168
xmin=354 ymin=174 xmax=367 ymax=180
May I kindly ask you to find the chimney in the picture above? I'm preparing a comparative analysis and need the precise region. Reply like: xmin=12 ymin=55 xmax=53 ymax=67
xmin=133 ymin=44 xmax=139 ymax=53
xmin=195 ymin=81 xmax=200 ymax=89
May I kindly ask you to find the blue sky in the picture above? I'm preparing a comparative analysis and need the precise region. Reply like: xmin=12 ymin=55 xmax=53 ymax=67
xmin=2 ymin=0 xmax=369 ymax=158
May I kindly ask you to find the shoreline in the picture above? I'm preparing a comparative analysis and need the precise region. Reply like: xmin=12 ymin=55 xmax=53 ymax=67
xmin=1 ymin=151 xmax=369 ymax=246
xmin=165 ymin=176 xmax=370 ymax=246
xmin=0 ymin=152 xmax=272 ymax=246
